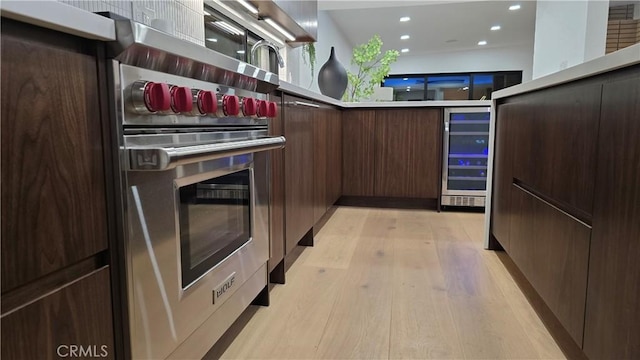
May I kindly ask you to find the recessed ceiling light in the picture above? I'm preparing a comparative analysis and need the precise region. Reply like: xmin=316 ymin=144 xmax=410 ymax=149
xmin=206 ymin=38 xmax=218 ymax=42
xmin=400 ymin=16 xmax=411 ymax=22
xmin=509 ymin=4 xmax=521 ymax=10
xmin=491 ymin=25 xmax=501 ymax=31
xmin=400 ymin=35 xmax=410 ymax=40
xmin=237 ymin=50 xmax=246 ymax=54
xmin=403 ymin=77 xmax=409 ymax=80
xmin=478 ymin=40 xmax=487 ymax=45
xmin=401 ymin=48 xmax=410 ymax=53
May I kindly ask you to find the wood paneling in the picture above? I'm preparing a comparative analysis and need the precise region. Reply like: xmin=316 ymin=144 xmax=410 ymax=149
xmin=313 ymin=106 xmax=328 ymax=224
xmin=342 ymin=110 xmax=376 ymax=196
xmin=1 ymin=267 xmax=115 ymax=360
xmin=491 ymin=103 xmax=517 ymax=251
xmin=284 ymin=95 xmax=315 ymax=254
xmin=374 ymin=109 xmax=440 ymax=198
xmin=509 ymin=186 xmax=591 ymax=347
xmin=584 ymin=71 xmax=640 ymax=359
xmin=0 ymin=19 xmax=108 ymax=293
xmin=509 ymin=83 xmax=601 ymax=222
xmin=269 ymin=92 xmax=285 ymax=273
xmin=326 ymin=109 xmax=342 ymax=206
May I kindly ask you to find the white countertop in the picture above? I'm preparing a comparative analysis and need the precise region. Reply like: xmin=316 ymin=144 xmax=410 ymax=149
xmin=0 ymin=0 xmax=116 ymax=40
xmin=493 ymin=43 xmax=640 ymax=100
xmin=279 ymin=81 xmax=491 ymax=109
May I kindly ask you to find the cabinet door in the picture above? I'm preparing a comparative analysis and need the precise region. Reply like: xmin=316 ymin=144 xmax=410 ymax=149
xmin=326 ymin=109 xmax=343 ymax=206
xmin=1 ymin=20 xmax=108 ymax=293
xmin=342 ymin=110 xmax=376 ymax=196
xmin=584 ymin=71 xmax=640 ymax=359
xmin=313 ymin=106 xmax=328 ymax=224
xmin=284 ymin=96 xmax=315 ymax=253
xmin=374 ymin=109 xmax=441 ymax=198
xmin=268 ymin=93 xmax=285 ymax=272
xmin=491 ymin=103 xmax=517 ymax=251
xmin=510 ymin=186 xmax=591 ymax=347
xmin=1 ymin=268 xmax=115 ymax=360
xmin=511 ymin=83 xmax=601 ymax=220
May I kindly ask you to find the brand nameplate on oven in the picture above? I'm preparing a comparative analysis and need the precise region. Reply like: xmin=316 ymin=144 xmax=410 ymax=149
xmin=213 ymin=272 xmax=236 ymax=304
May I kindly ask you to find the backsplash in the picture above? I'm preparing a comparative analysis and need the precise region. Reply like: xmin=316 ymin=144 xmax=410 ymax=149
xmin=57 ymin=0 xmax=205 ymax=45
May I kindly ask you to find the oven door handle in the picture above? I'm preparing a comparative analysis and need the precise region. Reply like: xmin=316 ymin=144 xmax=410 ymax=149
xmin=127 ymin=136 xmax=286 ymax=171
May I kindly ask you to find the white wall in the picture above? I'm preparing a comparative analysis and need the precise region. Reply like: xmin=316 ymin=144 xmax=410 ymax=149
xmin=57 ymin=0 xmax=205 ymax=45
xmin=287 ymin=10 xmax=354 ymax=92
xmin=390 ymin=43 xmax=535 ymax=82
xmin=532 ymin=0 xmax=608 ymax=78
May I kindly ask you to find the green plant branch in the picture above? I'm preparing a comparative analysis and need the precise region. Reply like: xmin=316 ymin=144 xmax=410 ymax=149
xmin=302 ymin=43 xmax=316 ymax=87
xmin=343 ymin=35 xmax=399 ymax=102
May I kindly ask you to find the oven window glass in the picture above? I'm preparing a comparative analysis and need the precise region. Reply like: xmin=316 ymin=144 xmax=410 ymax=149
xmin=179 ymin=169 xmax=251 ymax=288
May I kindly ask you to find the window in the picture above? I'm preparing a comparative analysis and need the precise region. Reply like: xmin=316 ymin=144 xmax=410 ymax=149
xmin=204 ymin=7 xmax=247 ymax=61
xmin=203 ymin=5 xmax=278 ymax=72
xmin=383 ymin=71 xmax=522 ymax=101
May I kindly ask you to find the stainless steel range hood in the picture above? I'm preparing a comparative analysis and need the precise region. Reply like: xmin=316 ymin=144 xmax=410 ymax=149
xmin=105 ymin=18 xmax=280 ymax=93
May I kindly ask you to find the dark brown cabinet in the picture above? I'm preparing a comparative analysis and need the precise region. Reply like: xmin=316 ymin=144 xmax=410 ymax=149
xmin=509 ymin=186 xmax=590 ymax=346
xmin=313 ymin=106 xmax=328 ymax=223
xmin=491 ymin=64 xmax=640 ymax=358
xmin=312 ymin=105 xmax=342 ymax=224
xmin=283 ymin=95 xmax=315 ymax=254
xmin=1 ymin=19 xmax=109 ymax=293
xmin=1 ymin=19 xmax=117 ymax=359
xmin=510 ymin=83 xmax=601 ymax=221
xmin=326 ymin=108 xmax=343 ymax=206
xmin=268 ymin=92 xmax=285 ymax=275
xmin=1 ymin=268 xmax=115 ymax=360
xmin=342 ymin=110 xmax=376 ymax=196
xmin=374 ymin=109 xmax=440 ymax=198
xmin=583 ymin=71 xmax=640 ymax=360
xmin=342 ymin=108 xmax=441 ymax=199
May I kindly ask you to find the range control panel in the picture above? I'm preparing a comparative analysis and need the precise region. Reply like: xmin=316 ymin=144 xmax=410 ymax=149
xmin=120 ymin=65 xmax=277 ymax=126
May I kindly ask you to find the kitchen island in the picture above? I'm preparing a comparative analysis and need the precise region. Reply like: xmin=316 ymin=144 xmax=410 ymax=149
xmin=486 ymin=43 xmax=640 ymax=359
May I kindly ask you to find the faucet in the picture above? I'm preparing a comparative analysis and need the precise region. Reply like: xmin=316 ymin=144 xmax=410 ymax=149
xmin=250 ymin=40 xmax=285 ymax=68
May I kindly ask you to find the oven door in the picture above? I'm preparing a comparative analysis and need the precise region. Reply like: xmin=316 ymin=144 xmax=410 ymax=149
xmin=123 ymin=133 xmax=284 ymax=359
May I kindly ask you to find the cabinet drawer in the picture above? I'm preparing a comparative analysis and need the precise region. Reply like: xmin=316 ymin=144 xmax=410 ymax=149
xmin=1 ymin=267 xmax=114 ymax=360
xmin=509 ymin=185 xmax=590 ymax=347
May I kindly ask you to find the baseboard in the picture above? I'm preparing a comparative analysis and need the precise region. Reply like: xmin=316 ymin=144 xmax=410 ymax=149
xmin=337 ymin=196 xmax=437 ymax=210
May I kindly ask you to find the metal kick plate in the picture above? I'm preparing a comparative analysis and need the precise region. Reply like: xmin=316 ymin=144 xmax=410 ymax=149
xmin=213 ymin=272 xmax=237 ymax=304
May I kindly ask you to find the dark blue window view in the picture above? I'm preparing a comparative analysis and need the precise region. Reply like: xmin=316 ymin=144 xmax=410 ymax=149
xmin=382 ymin=71 xmax=522 ymax=101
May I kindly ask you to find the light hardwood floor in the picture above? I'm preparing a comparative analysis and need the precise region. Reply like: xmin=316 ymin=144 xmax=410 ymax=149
xmin=219 ymin=207 xmax=565 ymax=359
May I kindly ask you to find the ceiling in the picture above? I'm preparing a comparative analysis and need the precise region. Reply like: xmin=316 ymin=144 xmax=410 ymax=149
xmin=319 ymin=0 xmax=537 ymax=56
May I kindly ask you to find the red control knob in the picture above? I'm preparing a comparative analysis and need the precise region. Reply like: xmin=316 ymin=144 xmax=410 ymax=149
xmin=242 ymin=97 xmax=258 ymax=116
xmin=197 ymin=90 xmax=217 ymax=114
xmin=267 ymin=101 xmax=278 ymax=118
xmin=256 ymin=100 xmax=269 ymax=118
xmin=171 ymin=86 xmax=193 ymax=113
xmin=222 ymin=95 xmax=240 ymax=116
xmin=143 ymin=82 xmax=170 ymax=112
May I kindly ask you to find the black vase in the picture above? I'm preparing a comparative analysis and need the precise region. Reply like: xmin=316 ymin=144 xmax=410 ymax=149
xmin=318 ymin=47 xmax=348 ymax=100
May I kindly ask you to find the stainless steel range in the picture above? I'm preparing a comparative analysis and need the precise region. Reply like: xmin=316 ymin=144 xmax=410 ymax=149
xmin=105 ymin=19 xmax=284 ymax=359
